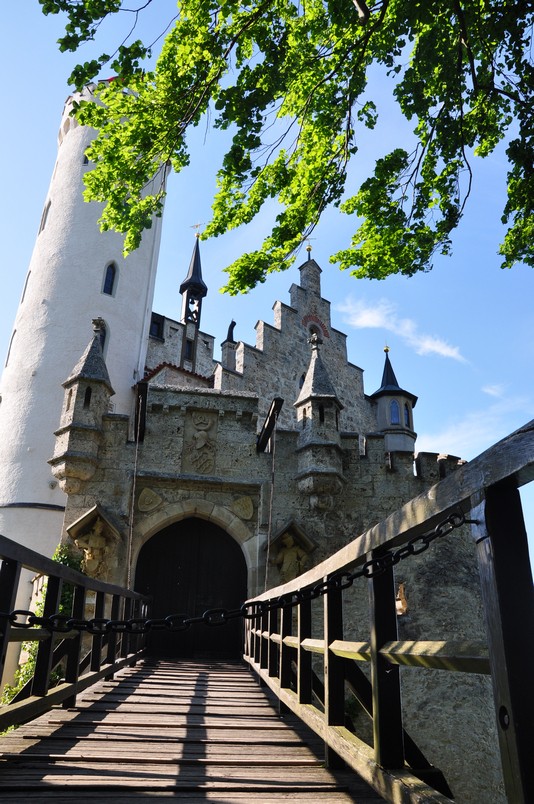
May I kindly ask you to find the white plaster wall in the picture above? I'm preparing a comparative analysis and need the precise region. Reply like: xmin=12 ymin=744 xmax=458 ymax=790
xmin=0 ymin=87 xmax=164 ymax=556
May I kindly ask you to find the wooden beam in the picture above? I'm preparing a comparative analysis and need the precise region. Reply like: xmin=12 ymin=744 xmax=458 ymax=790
xmin=473 ymin=482 xmax=534 ymax=803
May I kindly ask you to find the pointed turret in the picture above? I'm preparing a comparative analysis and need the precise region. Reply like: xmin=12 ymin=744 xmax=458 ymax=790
xmin=65 ymin=318 xmax=114 ymax=394
xmin=49 ymin=319 xmax=115 ymax=494
xmin=370 ymin=347 xmax=417 ymax=453
xmin=295 ymin=333 xmax=339 ymax=408
xmin=178 ymin=237 xmax=208 ymax=371
xmin=180 ymin=236 xmax=208 ymax=326
xmin=294 ymin=333 xmax=344 ymax=509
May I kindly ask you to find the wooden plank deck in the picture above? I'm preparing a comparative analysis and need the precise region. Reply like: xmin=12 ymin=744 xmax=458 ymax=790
xmin=0 ymin=659 xmax=383 ymax=802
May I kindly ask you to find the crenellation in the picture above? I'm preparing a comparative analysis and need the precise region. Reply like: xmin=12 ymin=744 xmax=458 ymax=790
xmin=0 ymin=86 xmax=503 ymax=801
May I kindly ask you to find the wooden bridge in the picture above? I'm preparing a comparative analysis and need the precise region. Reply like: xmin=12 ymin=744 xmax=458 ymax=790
xmin=1 ymin=420 xmax=534 ymax=802
xmin=0 ymin=659 xmax=384 ymax=802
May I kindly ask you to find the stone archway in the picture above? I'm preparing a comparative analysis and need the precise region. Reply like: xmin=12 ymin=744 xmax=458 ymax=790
xmin=134 ymin=517 xmax=247 ymax=658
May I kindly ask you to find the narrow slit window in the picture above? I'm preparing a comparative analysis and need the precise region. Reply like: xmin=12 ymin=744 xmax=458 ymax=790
xmin=83 ymin=387 xmax=92 ymax=408
xmin=39 ymin=200 xmax=51 ymax=234
xmin=103 ymin=263 xmax=117 ymax=296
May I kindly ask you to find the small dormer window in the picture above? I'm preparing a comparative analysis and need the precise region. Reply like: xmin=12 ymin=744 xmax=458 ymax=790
xmin=390 ymin=399 xmax=400 ymax=425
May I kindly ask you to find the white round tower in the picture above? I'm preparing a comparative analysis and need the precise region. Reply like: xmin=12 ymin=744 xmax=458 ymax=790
xmin=0 ymin=86 xmax=164 ymax=558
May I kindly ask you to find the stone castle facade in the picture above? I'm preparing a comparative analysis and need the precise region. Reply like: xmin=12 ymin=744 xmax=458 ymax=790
xmin=0 ymin=89 xmax=503 ymax=802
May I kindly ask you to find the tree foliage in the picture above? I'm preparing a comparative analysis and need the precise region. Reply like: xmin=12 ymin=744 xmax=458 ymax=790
xmin=39 ymin=0 xmax=533 ymax=292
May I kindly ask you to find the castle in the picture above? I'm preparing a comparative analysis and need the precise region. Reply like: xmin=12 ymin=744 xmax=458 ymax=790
xmin=0 ymin=87 xmax=503 ymax=800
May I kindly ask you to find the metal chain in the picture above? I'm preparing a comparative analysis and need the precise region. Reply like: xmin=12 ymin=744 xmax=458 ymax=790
xmin=0 ymin=511 xmax=475 ymax=635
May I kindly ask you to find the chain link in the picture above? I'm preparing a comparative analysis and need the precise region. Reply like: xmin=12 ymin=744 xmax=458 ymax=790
xmin=0 ymin=511 xmax=475 ymax=635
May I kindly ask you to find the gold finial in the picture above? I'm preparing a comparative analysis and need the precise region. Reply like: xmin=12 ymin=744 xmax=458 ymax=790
xmin=384 ymin=345 xmax=390 ymax=353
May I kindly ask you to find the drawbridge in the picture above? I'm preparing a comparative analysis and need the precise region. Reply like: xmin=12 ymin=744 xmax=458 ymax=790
xmin=1 ymin=421 xmax=534 ymax=802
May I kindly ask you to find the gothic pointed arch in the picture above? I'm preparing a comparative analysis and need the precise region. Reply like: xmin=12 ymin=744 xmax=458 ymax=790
xmin=134 ymin=517 xmax=247 ymax=657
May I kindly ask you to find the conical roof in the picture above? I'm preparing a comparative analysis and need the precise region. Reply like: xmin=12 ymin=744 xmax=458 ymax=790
xmin=295 ymin=334 xmax=342 ymax=407
xmin=371 ymin=348 xmax=417 ymax=405
xmin=64 ymin=318 xmax=114 ymax=394
xmin=179 ymin=236 xmax=208 ymax=297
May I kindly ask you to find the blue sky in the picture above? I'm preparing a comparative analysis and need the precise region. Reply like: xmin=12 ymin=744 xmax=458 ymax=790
xmin=1 ymin=4 xmax=533 ymax=558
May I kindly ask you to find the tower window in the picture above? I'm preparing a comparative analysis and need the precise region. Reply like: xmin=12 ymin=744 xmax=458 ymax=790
xmin=404 ymin=403 xmax=410 ymax=427
xmin=319 ymin=405 xmax=325 ymax=423
xmin=102 ymin=263 xmax=117 ymax=295
xmin=149 ymin=313 xmax=164 ymax=339
xmin=39 ymin=200 xmax=51 ymax=234
xmin=184 ymin=339 xmax=194 ymax=360
xmin=390 ymin=399 xmax=400 ymax=425
xmin=83 ymin=387 xmax=92 ymax=408
xmin=66 ymin=388 xmax=73 ymax=412
xmin=5 ymin=330 xmax=15 ymax=367
xmin=20 ymin=271 xmax=31 ymax=304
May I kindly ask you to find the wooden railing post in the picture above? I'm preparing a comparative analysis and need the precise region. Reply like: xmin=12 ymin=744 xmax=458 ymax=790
xmin=324 ymin=578 xmax=344 ymax=768
xmin=32 ymin=575 xmax=62 ymax=697
xmin=369 ymin=554 xmax=404 ymax=769
xmin=298 ymin=597 xmax=312 ymax=704
xmin=0 ymin=557 xmax=21 ymax=678
xmin=90 ymin=591 xmax=105 ymax=672
xmin=473 ymin=480 xmax=534 ymax=803
xmin=63 ymin=583 xmax=86 ymax=707
xmin=279 ymin=602 xmax=292 ymax=715
xmin=105 ymin=593 xmax=121 ymax=674
xmin=267 ymin=607 xmax=278 ymax=678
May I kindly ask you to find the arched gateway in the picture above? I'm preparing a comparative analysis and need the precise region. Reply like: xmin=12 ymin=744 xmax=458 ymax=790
xmin=135 ymin=518 xmax=248 ymax=658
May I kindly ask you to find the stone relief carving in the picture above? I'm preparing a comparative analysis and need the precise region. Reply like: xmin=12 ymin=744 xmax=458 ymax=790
xmin=183 ymin=410 xmax=217 ymax=473
xmin=137 ymin=487 xmax=163 ymax=512
xmin=232 ymin=496 xmax=254 ymax=520
xmin=74 ymin=517 xmax=107 ymax=578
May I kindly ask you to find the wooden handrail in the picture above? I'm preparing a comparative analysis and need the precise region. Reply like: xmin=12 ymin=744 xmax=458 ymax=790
xmin=243 ymin=419 xmax=534 ymax=803
xmin=0 ymin=533 xmax=150 ymax=730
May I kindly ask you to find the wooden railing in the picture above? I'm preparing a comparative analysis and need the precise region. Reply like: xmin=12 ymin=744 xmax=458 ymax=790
xmin=0 ymin=535 xmax=149 ymax=731
xmin=243 ymin=419 xmax=534 ymax=804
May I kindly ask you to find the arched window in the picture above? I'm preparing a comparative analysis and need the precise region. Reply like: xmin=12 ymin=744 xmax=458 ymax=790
xmin=83 ymin=387 xmax=92 ymax=409
xmin=390 ymin=399 xmax=400 ymax=425
xmin=404 ymin=403 xmax=410 ymax=427
xmin=102 ymin=263 xmax=117 ymax=295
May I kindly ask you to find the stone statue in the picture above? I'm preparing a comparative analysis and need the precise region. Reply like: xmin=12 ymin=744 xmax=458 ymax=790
xmin=75 ymin=518 xmax=107 ymax=577
xmin=275 ymin=533 xmax=308 ymax=583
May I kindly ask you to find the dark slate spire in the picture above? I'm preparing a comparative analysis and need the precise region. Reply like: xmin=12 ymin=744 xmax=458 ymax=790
xmin=295 ymin=333 xmax=341 ymax=406
xmin=371 ymin=347 xmax=417 ymax=404
xmin=179 ymin=236 xmax=208 ymax=297
xmin=180 ymin=236 xmax=208 ymax=325
xmin=65 ymin=318 xmax=114 ymax=394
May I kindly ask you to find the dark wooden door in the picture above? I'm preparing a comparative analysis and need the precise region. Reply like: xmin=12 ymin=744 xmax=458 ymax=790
xmin=135 ymin=518 xmax=247 ymax=658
